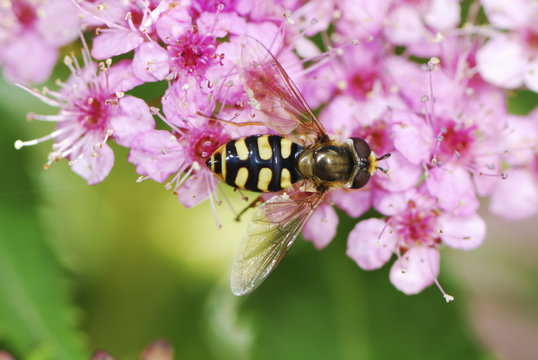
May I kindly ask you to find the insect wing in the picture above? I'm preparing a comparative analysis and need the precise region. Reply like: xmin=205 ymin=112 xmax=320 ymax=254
xmin=231 ymin=191 xmax=326 ymax=295
xmin=239 ymin=36 xmax=328 ymax=144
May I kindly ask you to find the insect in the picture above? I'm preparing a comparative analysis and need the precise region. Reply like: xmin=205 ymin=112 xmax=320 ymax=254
xmin=206 ymin=36 xmax=390 ymax=296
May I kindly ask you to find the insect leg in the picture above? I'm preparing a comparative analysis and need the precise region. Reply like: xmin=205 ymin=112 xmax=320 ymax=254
xmin=196 ymin=111 xmax=267 ymax=128
xmin=235 ymin=195 xmax=265 ymax=222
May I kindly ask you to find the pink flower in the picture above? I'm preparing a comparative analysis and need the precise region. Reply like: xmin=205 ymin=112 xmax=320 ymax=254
xmin=386 ymin=56 xmax=508 ymax=200
xmin=132 ymin=2 xmax=253 ymax=83
xmin=75 ymin=0 xmax=165 ymax=60
xmin=348 ymin=186 xmax=486 ymax=299
xmin=476 ymin=0 xmax=538 ymax=91
xmin=488 ymin=110 xmax=538 ymax=219
xmin=129 ymin=121 xmax=230 ymax=209
xmin=128 ymin=80 xmax=231 ymax=212
xmin=15 ymin=47 xmax=153 ymax=185
xmin=382 ymin=0 xmax=461 ymax=56
xmin=0 ymin=0 xmax=81 ymax=84
xmin=334 ymin=0 xmax=390 ymax=39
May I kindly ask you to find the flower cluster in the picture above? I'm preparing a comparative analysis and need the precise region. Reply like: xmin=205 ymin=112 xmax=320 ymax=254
xmin=10 ymin=0 xmax=538 ymax=299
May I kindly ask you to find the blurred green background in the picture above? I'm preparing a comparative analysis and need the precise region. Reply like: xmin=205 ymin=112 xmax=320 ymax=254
xmin=1 ymin=62 xmax=537 ymax=360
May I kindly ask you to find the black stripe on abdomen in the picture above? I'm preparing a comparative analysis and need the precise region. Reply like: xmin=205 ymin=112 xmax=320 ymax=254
xmin=222 ymin=135 xmax=303 ymax=192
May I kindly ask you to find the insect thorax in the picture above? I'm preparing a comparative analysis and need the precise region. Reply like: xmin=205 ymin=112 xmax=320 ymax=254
xmin=297 ymin=144 xmax=356 ymax=185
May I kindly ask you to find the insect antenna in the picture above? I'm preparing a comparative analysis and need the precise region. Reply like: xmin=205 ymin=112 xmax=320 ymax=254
xmin=376 ymin=152 xmax=391 ymax=173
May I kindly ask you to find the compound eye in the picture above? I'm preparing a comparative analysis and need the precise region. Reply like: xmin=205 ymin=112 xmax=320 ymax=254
xmin=351 ymin=170 xmax=370 ymax=189
xmin=352 ymin=138 xmax=371 ymax=159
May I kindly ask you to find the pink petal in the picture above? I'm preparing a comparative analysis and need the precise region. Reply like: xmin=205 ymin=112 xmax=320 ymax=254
xmin=476 ymin=36 xmax=526 ymax=89
xmin=235 ymin=0 xmax=255 ymax=15
xmin=472 ymin=154 xmax=502 ymax=197
xmin=437 ymin=213 xmax=486 ymax=250
xmin=373 ymin=187 xmax=414 ymax=216
xmin=423 ymin=0 xmax=461 ymax=31
xmin=128 ymin=130 xmax=183 ymax=183
xmin=132 ymin=41 xmax=170 ymax=82
xmin=426 ymin=166 xmax=479 ymax=216
xmin=489 ymin=169 xmax=538 ymax=220
xmin=389 ymin=246 xmax=439 ymax=295
xmin=1 ymin=32 xmax=57 ymax=84
xmin=383 ymin=5 xmax=424 ymax=45
xmin=332 ymin=189 xmax=371 ymax=218
xmin=91 ymin=28 xmax=144 ymax=59
xmin=384 ymin=56 xmax=424 ymax=112
xmin=155 ymin=6 xmax=191 ymax=44
xmin=298 ymin=63 xmax=335 ymax=110
xmin=161 ymin=79 xmax=214 ymax=128
xmin=319 ymin=95 xmax=360 ymax=141
xmin=481 ymin=0 xmax=535 ymax=29
xmin=71 ymin=143 xmax=115 ymax=185
xmin=524 ymin=59 xmax=538 ymax=93
xmin=177 ymin=173 xmax=211 ymax=208
xmin=205 ymin=40 xmax=244 ymax=104
xmin=106 ymin=60 xmax=144 ymax=93
xmin=36 ymin=0 xmax=80 ymax=47
xmin=196 ymin=12 xmax=247 ymax=37
xmin=347 ymin=218 xmax=396 ymax=270
xmin=501 ymin=114 xmax=537 ymax=167
xmin=244 ymin=22 xmax=282 ymax=52
xmin=110 ymin=96 xmax=155 ymax=147
xmin=392 ymin=112 xmax=434 ymax=165
xmin=303 ymin=204 xmax=338 ymax=250
xmin=336 ymin=0 xmax=389 ymax=38
xmin=37 ymin=0 xmax=80 ymax=47
xmin=374 ymin=151 xmax=423 ymax=192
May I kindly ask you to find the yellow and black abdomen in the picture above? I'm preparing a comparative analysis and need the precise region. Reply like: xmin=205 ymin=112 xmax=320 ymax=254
xmin=206 ymin=135 xmax=304 ymax=192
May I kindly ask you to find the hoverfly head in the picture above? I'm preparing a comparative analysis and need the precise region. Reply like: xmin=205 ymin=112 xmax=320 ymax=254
xmin=349 ymin=137 xmax=391 ymax=189
xmin=350 ymin=137 xmax=372 ymax=189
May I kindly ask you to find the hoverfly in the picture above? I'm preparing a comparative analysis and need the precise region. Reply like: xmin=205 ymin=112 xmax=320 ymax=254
xmin=206 ymin=36 xmax=390 ymax=296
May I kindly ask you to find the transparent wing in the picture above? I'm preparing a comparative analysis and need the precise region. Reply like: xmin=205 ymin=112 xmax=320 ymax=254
xmin=231 ymin=190 xmax=326 ymax=296
xmin=239 ymin=36 xmax=329 ymax=144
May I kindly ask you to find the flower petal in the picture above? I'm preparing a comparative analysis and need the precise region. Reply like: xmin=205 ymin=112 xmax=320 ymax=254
xmin=476 ymin=36 xmax=526 ymax=89
xmin=375 ymin=151 xmax=422 ymax=192
xmin=155 ymin=6 xmax=191 ymax=44
xmin=37 ymin=0 xmax=80 ymax=46
xmin=392 ymin=112 xmax=434 ymax=165
xmin=423 ymin=0 xmax=460 ymax=31
xmin=91 ymin=28 xmax=144 ymax=59
xmin=132 ymin=41 xmax=170 ymax=82
xmin=524 ymin=59 xmax=538 ymax=93
xmin=481 ymin=0 xmax=535 ymax=29
xmin=106 ymin=60 xmax=145 ymax=93
xmin=332 ymin=189 xmax=371 ymax=218
xmin=437 ymin=213 xmax=486 ymax=250
xmin=383 ymin=5 xmax=424 ymax=45
xmin=177 ymin=173 xmax=211 ymax=208
xmin=128 ymin=130 xmax=183 ymax=183
xmin=303 ymin=204 xmax=338 ymax=250
xmin=426 ymin=166 xmax=479 ymax=216
xmin=389 ymin=246 xmax=439 ymax=295
xmin=489 ymin=169 xmax=538 ymax=220
xmin=347 ymin=218 xmax=396 ymax=270
xmin=110 ymin=96 xmax=155 ymax=147
xmin=71 ymin=143 xmax=114 ymax=185
xmin=1 ymin=32 xmax=58 ymax=84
